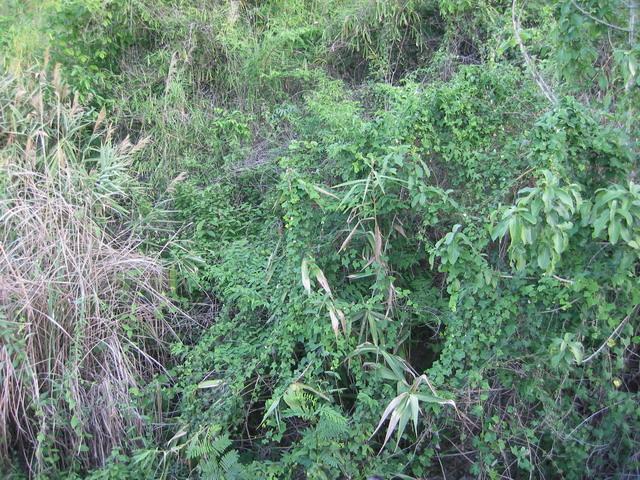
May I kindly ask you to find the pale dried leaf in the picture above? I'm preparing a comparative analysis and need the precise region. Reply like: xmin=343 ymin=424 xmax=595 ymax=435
xmin=130 ymin=135 xmax=151 ymax=156
xmin=93 ymin=108 xmax=106 ymax=134
xmin=393 ymin=223 xmax=406 ymax=238
xmin=374 ymin=223 xmax=383 ymax=261
xmin=301 ymin=258 xmax=311 ymax=294
xmin=328 ymin=305 xmax=340 ymax=336
xmin=339 ymin=221 xmax=360 ymax=252
xmin=336 ymin=307 xmax=346 ymax=333
xmin=315 ymin=268 xmax=332 ymax=297
xmin=313 ymin=184 xmax=339 ymax=199
xmin=197 ymin=379 xmax=223 ymax=389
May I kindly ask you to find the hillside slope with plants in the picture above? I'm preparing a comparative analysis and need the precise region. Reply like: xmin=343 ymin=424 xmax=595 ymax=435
xmin=1 ymin=0 xmax=639 ymax=478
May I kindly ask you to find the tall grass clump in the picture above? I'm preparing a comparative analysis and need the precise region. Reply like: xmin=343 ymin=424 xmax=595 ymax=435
xmin=0 ymin=64 xmax=171 ymax=475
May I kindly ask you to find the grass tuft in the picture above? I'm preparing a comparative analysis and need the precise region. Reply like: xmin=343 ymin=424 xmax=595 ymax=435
xmin=0 ymin=65 xmax=172 ymax=475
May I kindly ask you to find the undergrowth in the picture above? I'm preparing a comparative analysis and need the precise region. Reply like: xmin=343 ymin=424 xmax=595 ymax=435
xmin=1 ymin=0 xmax=639 ymax=479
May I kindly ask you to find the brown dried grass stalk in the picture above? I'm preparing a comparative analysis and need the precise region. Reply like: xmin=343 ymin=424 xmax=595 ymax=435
xmin=0 ymin=64 xmax=171 ymax=475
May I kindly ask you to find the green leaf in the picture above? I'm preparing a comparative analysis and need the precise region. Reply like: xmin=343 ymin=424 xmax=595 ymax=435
xmin=509 ymin=218 xmax=522 ymax=245
xmin=537 ymin=246 xmax=551 ymax=270
xmin=569 ymin=341 xmax=584 ymax=364
xmin=592 ymin=209 xmax=609 ymax=236
xmin=414 ymin=393 xmax=455 ymax=406
xmin=449 ymin=244 xmax=460 ymax=264
xmin=552 ymin=231 xmax=564 ymax=254
xmin=491 ymin=219 xmax=509 ymax=240
xmin=315 ymin=267 xmax=332 ymax=296
xmin=261 ymin=397 xmax=282 ymax=427
xmin=608 ymin=220 xmax=621 ymax=244
xmin=396 ymin=399 xmax=412 ymax=448
xmin=521 ymin=225 xmax=533 ymax=245
xmin=409 ymin=394 xmax=420 ymax=435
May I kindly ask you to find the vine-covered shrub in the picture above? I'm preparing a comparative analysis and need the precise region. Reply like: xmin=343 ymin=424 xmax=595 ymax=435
xmin=2 ymin=0 xmax=639 ymax=479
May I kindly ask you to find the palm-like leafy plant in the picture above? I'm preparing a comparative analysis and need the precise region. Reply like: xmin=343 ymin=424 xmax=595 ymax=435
xmin=352 ymin=343 xmax=455 ymax=451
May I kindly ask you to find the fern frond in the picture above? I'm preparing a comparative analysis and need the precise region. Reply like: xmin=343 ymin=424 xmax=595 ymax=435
xmin=315 ymin=406 xmax=349 ymax=441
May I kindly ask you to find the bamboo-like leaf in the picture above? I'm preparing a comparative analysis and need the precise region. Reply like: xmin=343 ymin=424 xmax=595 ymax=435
xmin=260 ymin=396 xmax=282 ymax=427
xmin=315 ymin=268 xmax=332 ymax=296
xmin=301 ymin=258 xmax=311 ymax=294
xmin=395 ymin=398 xmax=412 ymax=448
xmin=381 ymin=350 xmax=408 ymax=382
xmin=297 ymin=382 xmax=331 ymax=402
xmin=339 ymin=221 xmax=361 ymax=252
xmin=384 ymin=408 xmax=402 ymax=449
xmin=197 ymin=379 xmax=223 ymax=389
xmin=338 ymin=183 xmax=362 ymax=209
xmin=393 ymin=223 xmax=406 ymax=238
xmin=351 ymin=342 xmax=378 ymax=355
xmin=336 ymin=307 xmax=347 ymax=333
xmin=368 ymin=364 xmax=398 ymax=382
xmin=367 ymin=311 xmax=379 ymax=346
xmin=414 ymin=393 xmax=455 ymax=407
xmin=328 ymin=305 xmax=340 ymax=336
xmin=347 ymin=271 xmax=375 ymax=280
xmin=167 ymin=429 xmax=187 ymax=446
xmin=409 ymin=394 xmax=420 ymax=435
xmin=370 ymin=393 xmax=405 ymax=441
xmin=312 ymin=184 xmax=339 ymax=199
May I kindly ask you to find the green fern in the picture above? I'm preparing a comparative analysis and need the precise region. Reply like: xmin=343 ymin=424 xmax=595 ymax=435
xmin=315 ymin=406 xmax=349 ymax=441
xmin=219 ymin=450 xmax=241 ymax=475
xmin=182 ymin=425 xmax=243 ymax=479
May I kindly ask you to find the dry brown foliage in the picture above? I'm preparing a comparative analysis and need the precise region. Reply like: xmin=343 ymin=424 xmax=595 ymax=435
xmin=0 ymin=65 xmax=171 ymax=475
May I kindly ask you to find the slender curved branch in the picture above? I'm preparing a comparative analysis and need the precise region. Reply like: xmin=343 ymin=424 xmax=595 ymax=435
xmin=571 ymin=0 xmax=630 ymax=32
xmin=582 ymin=305 xmax=639 ymax=364
xmin=512 ymin=0 xmax=558 ymax=104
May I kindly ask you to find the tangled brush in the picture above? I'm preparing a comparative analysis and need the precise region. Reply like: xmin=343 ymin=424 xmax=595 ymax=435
xmin=0 ymin=63 xmax=171 ymax=475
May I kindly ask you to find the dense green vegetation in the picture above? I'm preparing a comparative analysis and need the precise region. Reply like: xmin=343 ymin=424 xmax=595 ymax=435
xmin=1 ymin=0 xmax=639 ymax=478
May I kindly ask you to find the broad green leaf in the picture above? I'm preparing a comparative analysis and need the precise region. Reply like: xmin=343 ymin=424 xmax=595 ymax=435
xmin=449 ymin=244 xmax=460 ymax=264
xmin=509 ymin=218 xmax=522 ymax=245
xmin=537 ymin=246 xmax=551 ymax=270
xmin=592 ymin=209 xmax=609 ymax=236
xmin=521 ymin=225 xmax=533 ymax=245
xmin=552 ymin=231 xmax=564 ymax=254
xmin=608 ymin=220 xmax=621 ymax=244
xmin=491 ymin=219 xmax=509 ymax=241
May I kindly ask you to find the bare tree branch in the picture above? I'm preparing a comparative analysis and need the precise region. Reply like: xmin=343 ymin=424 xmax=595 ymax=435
xmin=571 ymin=0 xmax=631 ymax=32
xmin=582 ymin=305 xmax=639 ymax=364
xmin=512 ymin=0 xmax=558 ymax=104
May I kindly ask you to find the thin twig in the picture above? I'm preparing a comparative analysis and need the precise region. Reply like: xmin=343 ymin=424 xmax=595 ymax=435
xmin=552 ymin=274 xmax=574 ymax=284
xmin=582 ymin=305 xmax=639 ymax=364
xmin=571 ymin=0 xmax=630 ymax=32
